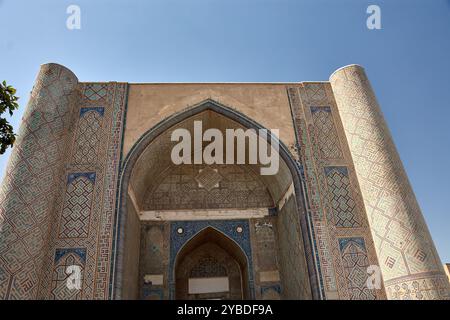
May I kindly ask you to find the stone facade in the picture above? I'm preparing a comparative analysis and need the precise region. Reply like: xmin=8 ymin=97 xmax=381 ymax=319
xmin=444 ymin=264 xmax=450 ymax=283
xmin=0 ymin=64 xmax=79 ymax=299
xmin=330 ymin=65 xmax=450 ymax=299
xmin=0 ymin=63 xmax=448 ymax=300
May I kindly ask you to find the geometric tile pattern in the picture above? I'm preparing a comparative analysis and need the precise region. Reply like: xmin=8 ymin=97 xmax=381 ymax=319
xmin=35 ymin=81 xmax=128 ymax=300
xmin=338 ymin=238 xmax=376 ymax=300
xmin=54 ymin=248 xmax=87 ymax=264
xmin=0 ymin=63 xmax=79 ymax=299
xmin=144 ymin=164 xmax=273 ymax=210
xmin=73 ymin=108 xmax=104 ymax=164
xmin=330 ymin=65 xmax=450 ymax=299
xmin=142 ymin=287 xmax=164 ymax=300
xmin=83 ymin=84 xmax=108 ymax=101
xmin=2 ymin=63 xmax=447 ymax=301
xmin=261 ymin=283 xmax=281 ymax=295
xmin=138 ymin=224 xmax=166 ymax=300
xmin=169 ymin=220 xmax=254 ymax=299
xmin=80 ymin=107 xmax=105 ymax=117
xmin=96 ymin=83 xmax=128 ymax=300
xmin=59 ymin=174 xmax=96 ymax=238
xmin=310 ymin=107 xmax=343 ymax=159
xmin=287 ymin=86 xmax=334 ymax=299
xmin=51 ymin=248 xmax=86 ymax=300
xmin=195 ymin=167 xmax=222 ymax=191
xmin=287 ymin=84 xmax=384 ymax=300
xmin=304 ymin=83 xmax=328 ymax=103
xmin=189 ymin=256 xmax=228 ymax=278
xmin=276 ymin=195 xmax=312 ymax=299
xmin=253 ymin=218 xmax=278 ymax=272
xmin=324 ymin=167 xmax=360 ymax=228
xmin=386 ymin=273 xmax=450 ymax=300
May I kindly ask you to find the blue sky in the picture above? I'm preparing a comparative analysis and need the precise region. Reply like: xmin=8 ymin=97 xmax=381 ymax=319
xmin=1 ymin=0 xmax=449 ymax=262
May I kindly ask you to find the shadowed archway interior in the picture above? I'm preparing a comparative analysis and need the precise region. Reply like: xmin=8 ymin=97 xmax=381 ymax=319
xmin=174 ymin=227 xmax=249 ymax=300
xmin=113 ymin=100 xmax=318 ymax=300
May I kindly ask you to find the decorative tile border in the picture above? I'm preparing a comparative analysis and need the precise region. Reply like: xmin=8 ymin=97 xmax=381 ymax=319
xmin=38 ymin=82 xmax=128 ymax=300
xmin=67 ymin=172 xmax=96 ymax=185
xmin=168 ymin=219 xmax=254 ymax=299
xmin=80 ymin=107 xmax=105 ymax=117
xmin=54 ymin=247 xmax=87 ymax=264
xmin=112 ymin=99 xmax=319 ymax=300
xmin=261 ymin=283 xmax=281 ymax=295
xmin=287 ymin=84 xmax=384 ymax=300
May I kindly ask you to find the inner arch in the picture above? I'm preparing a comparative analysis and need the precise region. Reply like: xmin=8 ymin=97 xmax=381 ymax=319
xmin=174 ymin=227 xmax=250 ymax=300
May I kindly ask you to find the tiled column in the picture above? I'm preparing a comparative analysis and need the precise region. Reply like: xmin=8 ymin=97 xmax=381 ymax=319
xmin=330 ymin=64 xmax=450 ymax=299
xmin=0 ymin=63 xmax=79 ymax=299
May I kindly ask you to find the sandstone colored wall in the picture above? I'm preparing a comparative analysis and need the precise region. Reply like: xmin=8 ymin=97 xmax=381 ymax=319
xmin=175 ymin=242 xmax=243 ymax=300
xmin=123 ymin=84 xmax=297 ymax=157
xmin=0 ymin=64 xmax=79 ymax=299
xmin=330 ymin=64 xmax=450 ymax=299
xmin=287 ymin=83 xmax=385 ymax=300
xmin=249 ymin=216 xmax=282 ymax=300
xmin=72 ymin=78 xmax=388 ymax=300
xmin=276 ymin=196 xmax=312 ymax=299
xmin=143 ymin=164 xmax=273 ymax=211
xmin=139 ymin=222 xmax=169 ymax=300
xmin=36 ymin=80 xmax=128 ymax=300
xmin=2 ymin=62 xmax=445 ymax=301
xmin=121 ymin=195 xmax=141 ymax=299
xmin=444 ymin=264 xmax=450 ymax=283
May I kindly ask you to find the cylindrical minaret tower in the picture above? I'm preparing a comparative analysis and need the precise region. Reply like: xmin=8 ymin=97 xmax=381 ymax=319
xmin=330 ymin=64 xmax=450 ymax=299
xmin=0 ymin=63 xmax=79 ymax=299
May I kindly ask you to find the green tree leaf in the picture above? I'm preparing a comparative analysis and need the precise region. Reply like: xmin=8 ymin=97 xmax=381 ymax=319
xmin=0 ymin=81 xmax=19 ymax=155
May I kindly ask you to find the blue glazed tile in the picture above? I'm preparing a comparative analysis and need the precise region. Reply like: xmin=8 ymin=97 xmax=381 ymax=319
xmin=338 ymin=237 xmax=366 ymax=252
xmin=54 ymin=247 xmax=87 ymax=264
xmin=142 ymin=286 xmax=164 ymax=300
xmin=310 ymin=106 xmax=331 ymax=114
xmin=324 ymin=166 xmax=348 ymax=177
xmin=67 ymin=172 xmax=96 ymax=185
xmin=80 ymin=107 xmax=105 ymax=117
xmin=168 ymin=220 xmax=254 ymax=299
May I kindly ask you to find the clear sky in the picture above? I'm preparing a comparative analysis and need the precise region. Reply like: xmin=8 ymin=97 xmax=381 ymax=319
xmin=1 ymin=0 xmax=449 ymax=262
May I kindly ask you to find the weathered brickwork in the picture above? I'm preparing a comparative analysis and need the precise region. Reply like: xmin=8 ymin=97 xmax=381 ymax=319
xmin=28 ymin=76 xmax=128 ymax=300
xmin=44 ymin=82 xmax=126 ymax=299
xmin=277 ymin=196 xmax=312 ymax=299
xmin=0 ymin=63 xmax=447 ymax=300
xmin=287 ymin=83 xmax=385 ymax=300
xmin=330 ymin=65 xmax=450 ymax=299
xmin=0 ymin=64 xmax=79 ymax=299
xmin=139 ymin=222 xmax=168 ymax=300
xmin=143 ymin=164 xmax=273 ymax=210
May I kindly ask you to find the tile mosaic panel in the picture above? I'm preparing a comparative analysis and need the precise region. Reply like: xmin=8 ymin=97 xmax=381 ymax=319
xmin=330 ymin=65 xmax=450 ymax=299
xmin=169 ymin=220 xmax=254 ymax=299
xmin=72 ymin=107 xmax=104 ymax=164
xmin=51 ymin=248 xmax=86 ymax=300
xmin=310 ymin=107 xmax=343 ymax=159
xmin=338 ymin=238 xmax=376 ymax=300
xmin=288 ymin=84 xmax=384 ymax=300
xmin=38 ymin=82 xmax=128 ymax=300
xmin=59 ymin=173 xmax=96 ymax=238
xmin=0 ymin=64 xmax=79 ymax=299
xmin=324 ymin=166 xmax=360 ymax=228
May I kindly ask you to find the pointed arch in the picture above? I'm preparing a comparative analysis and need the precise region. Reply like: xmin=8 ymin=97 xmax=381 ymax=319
xmin=110 ymin=99 xmax=320 ymax=299
xmin=174 ymin=226 xmax=250 ymax=299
